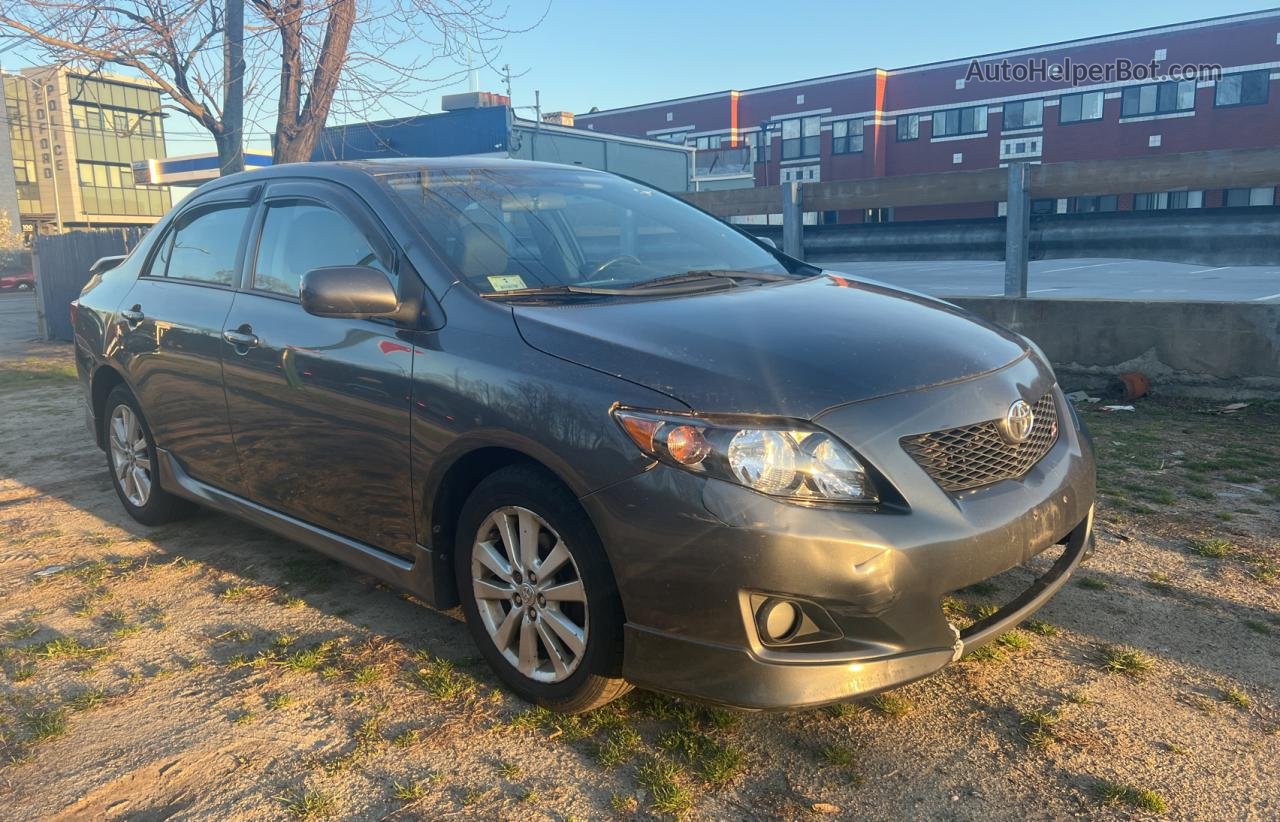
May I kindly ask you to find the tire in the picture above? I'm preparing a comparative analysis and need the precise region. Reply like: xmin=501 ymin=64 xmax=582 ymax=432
xmin=103 ymin=385 xmax=194 ymax=525
xmin=454 ymin=463 xmax=631 ymax=713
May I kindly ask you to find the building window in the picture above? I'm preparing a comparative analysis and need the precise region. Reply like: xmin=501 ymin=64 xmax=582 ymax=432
xmin=780 ymin=116 xmax=820 ymax=159
xmin=1223 ymin=187 xmax=1276 ymax=207
xmin=1069 ymin=195 xmax=1118 ymax=213
xmin=1134 ymin=190 xmax=1203 ymax=210
xmin=1030 ymin=198 xmax=1058 ymax=215
xmin=1058 ymin=91 xmax=1105 ymax=123
xmin=1215 ymin=70 xmax=1270 ymax=107
xmin=831 ymin=118 xmax=864 ymax=154
xmin=1002 ymin=99 xmax=1043 ymax=130
xmin=896 ymin=113 xmax=919 ymax=141
xmin=1121 ymin=80 xmax=1196 ymax=117
xmin=694 ymin=135 xmax=724 ymax=150
xmin=932 ymin=105 xmax=987 ymax=137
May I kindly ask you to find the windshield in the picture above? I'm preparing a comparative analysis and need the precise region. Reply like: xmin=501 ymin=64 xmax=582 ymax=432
xmin=377 ymin=166 xmax=793 ymax=294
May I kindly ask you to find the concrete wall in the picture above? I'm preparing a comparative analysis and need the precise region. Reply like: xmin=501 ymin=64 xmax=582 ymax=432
xmin=952 ymin=297 xmax=1280 ymax=399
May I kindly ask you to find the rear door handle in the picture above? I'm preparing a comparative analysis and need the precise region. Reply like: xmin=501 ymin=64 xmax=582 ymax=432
xmin=121 ymin=306 xmax=144 ymax=324
xmin=222 ymin=326 xmax=260 ymax=349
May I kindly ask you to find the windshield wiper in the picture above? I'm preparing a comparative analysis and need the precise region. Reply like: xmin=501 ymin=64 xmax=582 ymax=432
xmin=479 ymin=279 xmax=735 ymax=300
xmin=624 ymin=269 xmax=796 ymax=289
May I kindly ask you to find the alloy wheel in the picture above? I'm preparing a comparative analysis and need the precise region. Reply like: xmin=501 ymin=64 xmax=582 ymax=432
xmin=471 ymin=506 xmax=588 ymax=683
xmin=108 ymin=404 xmax=152 ymax=507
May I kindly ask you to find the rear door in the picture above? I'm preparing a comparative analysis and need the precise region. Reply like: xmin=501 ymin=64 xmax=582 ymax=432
xmin=116 ymin=185 xmax=257 ymax=492
xmin=220 ymin=180 xmax=417 ymax=557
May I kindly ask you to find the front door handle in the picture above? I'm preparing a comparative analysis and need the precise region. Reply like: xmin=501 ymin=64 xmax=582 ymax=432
xmin=222 ymin=326 xmax=260 ymax=349
xmin=120 ymin=306 xmax=144 ymax=324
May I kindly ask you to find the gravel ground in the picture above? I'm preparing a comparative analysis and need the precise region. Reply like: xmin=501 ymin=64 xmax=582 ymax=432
xmin=0 ymin=343 xmax=1277 ymax=820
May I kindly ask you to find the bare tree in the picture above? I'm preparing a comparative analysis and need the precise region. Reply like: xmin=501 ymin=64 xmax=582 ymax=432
xmin=0 ymin=1 xmax=542 ymax=172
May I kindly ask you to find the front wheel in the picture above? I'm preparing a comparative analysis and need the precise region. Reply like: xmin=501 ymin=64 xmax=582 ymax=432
xmin=455 ymin=464 xmax=630 ymax=713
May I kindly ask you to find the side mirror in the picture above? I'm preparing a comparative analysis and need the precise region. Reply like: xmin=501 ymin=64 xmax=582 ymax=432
xmin=300 ymin=266 xmax=400 ymax=319
xmin=90 ymin=255 xmax=126 ymax=276
xmin=755 ymin=236 xmax=778 ymax=249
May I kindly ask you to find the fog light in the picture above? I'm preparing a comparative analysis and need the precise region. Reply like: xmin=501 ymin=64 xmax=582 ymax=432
xmin=756 ymin=598 xmax=801 ymax=643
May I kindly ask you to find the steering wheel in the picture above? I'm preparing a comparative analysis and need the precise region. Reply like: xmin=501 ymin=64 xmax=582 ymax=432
xmin=586 ymin=254 xmax=641 ymax=278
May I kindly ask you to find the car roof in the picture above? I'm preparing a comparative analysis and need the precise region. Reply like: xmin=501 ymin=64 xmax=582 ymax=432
xmin=194 ymin=156 xmax=607 ymax=197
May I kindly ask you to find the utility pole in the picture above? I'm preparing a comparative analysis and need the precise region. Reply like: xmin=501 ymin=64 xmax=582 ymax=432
xmin=220 ymin=0 xmax=246 ymax=175
xmin=531 ymin=89 xmax=541 ymax=162
xmin=501 ymin=64 xmax=513 ymax=99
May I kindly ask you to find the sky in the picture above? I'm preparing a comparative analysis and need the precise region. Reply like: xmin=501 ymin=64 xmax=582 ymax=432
xmin=7 ymin=0 xmax=1280 ymax=157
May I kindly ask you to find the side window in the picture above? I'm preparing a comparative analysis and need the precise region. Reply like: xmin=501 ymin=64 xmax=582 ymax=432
xmin=158 ymin=205 xmax=250 ymax=285
xmin=252 ymin=201 xmax=392 ymax=298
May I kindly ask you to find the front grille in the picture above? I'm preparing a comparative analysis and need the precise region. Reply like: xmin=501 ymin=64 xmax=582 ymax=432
xmin=902 ymin=393 xmax=1059 ymax=492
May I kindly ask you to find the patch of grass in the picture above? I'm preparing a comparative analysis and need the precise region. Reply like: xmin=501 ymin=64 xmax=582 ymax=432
xmin=0 ymin=359 xmax=78 ymax=389
xmin=392 ymin=780 xmax=429 ymax=802
xmin=24 ymin=708 xmax=68 ymax=743
xmin=414 ymin=655 xmax=476 ymax=700
xmin=1189 ymin=537 xmax=1234 ymax=558
xmin=636 ymin=757 xmax=693 ymax=817
xmin=995 ymin=630 xmax=1031 ymax=650
xmin=67 ymin=687 xmax=106 ymax=712
xmin=1246 ymin=557 xmax=1278 ymax=583
xmin=350 ymin=665 xmax=383 ymax=685
xmin=496 ymin=759 xmax=521 ymax=778
xmin=1101 ymin=645 xmax=1153 ymax=679
xmin=231 ymin=709 xmax=256 ymax=725
xmin=30 ymin=635 xmax=103 ymax=661
xmin=825 ymin=701 xmax=865 ymax=719
xmin=277 ymin=789 xmax=336 ymax=819
xmin=965 ymin=643 xmax=1004 ymax=663
xmin=596 ymin=726 xmax=642 ymax=769
xmin=266 ymin=693 xmax=294 ymax=710
xmin=1022 ymin=619 xmax=1058 ymax=637
xmin=1215 ymin=512 xmax=1234 ymax=522
xmin=392 ymin=729 xmax=419 ymax=748
xmin=870 ymin=693 xmax=914 ymax=717
xmin=1094 ymin=781 xmax=1168 ymax=814
xmin=1223 ymin=688 xmax=1250 ymax=710
xmin=1077 ymin=576 xmax=1108 ymax=591
xmin=219 ymin=584 xmax=255 ymax=602
xmin=460 ymin=787 xmax=488 ymax=806
xmin=11 ymin=661 xmax=36 ymax=681
xmin=279 ymin=595 xmax=306 ymax=610
xmin=1019 ymin=709 xmax=1060 ymax=749
xmin=3 ymin=619 xmax=38 ymax=640
xmin=1244 ymin=619 xmax=1273 ymax=636
xmin=1065 ymin=689 xmax=1091 ymax=705
xmin=822 ymin=743 xmax=857 ymax=771
xmin=610 ymin=792 xmax=639 ymax=814
xmin=280 ymin=644 xmax=330 ymax=673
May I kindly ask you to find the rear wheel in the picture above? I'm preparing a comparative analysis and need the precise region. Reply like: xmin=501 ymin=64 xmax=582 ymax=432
xmin=104 ymin=385 xmax=193 ymax=525
xmin=455 ymin=464 xmax=630 ymax=713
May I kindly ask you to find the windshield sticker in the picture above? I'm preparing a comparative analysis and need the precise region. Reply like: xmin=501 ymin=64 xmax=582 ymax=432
xmin=487 ymin=274 xmax=528 ymax=291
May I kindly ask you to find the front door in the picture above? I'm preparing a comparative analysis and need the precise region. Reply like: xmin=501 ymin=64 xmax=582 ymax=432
xmin=219 ymin=181 xmax=417 ymax=557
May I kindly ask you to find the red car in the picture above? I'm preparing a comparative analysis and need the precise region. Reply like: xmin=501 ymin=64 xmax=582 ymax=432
xmin=0 ymin=270 xmax=34 ymax=291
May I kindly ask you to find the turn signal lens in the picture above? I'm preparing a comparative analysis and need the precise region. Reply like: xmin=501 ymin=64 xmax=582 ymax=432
xmin=618 ymin=413 xmax=662 ymax=453
xmin=665 ymin=425 xmax=711 ymax=465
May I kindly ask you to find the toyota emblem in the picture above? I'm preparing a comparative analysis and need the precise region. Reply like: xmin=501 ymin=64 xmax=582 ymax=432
xmin=1001 ymin=399 xmax=1035 ymax=443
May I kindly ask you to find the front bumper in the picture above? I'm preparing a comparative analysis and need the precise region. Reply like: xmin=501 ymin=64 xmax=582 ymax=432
xmin=578 ymin=353 xmax=1096 ymax=710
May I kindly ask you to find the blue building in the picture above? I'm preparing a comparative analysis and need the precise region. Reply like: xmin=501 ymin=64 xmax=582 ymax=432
xmin=313 ymin=99 xmax=693 ymax=193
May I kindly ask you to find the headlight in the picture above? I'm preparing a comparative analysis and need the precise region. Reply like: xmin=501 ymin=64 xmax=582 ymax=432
xmin=612 ymin=408 xmax=877 ymax=504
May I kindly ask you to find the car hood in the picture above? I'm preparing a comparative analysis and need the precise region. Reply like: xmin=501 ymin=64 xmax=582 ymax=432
xmin=513 ymin=274 xmax=1029 ymax=418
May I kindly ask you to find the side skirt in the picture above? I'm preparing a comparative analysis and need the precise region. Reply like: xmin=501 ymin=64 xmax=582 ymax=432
xmin=155 ymin=448 xmax=441 ymax=606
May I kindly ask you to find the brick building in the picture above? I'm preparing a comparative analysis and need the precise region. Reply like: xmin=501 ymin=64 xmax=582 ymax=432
xmin=574 ymin=10 xmax=1280 ymax=222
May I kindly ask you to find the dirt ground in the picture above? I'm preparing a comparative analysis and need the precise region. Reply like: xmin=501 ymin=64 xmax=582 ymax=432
xmin=1 ymin=342 xmax=1277 ymax=821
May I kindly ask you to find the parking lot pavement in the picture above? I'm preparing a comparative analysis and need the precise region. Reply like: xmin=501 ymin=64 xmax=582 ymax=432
xmin=817 ymin=257 xmax=1280 ymax=302
xmin=0 ymin=292 xmax=38 ymax=354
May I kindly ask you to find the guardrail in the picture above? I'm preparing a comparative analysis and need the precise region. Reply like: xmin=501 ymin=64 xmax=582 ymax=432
xmin=750 ymin=207 xmax=1280 ymax=267
xmin=677 ymin=146 xmax=1280 ymax=296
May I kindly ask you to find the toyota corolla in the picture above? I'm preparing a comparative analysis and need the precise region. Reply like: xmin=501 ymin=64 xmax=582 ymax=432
xmin=73 ymin=158 xmax=1095 ymax=713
